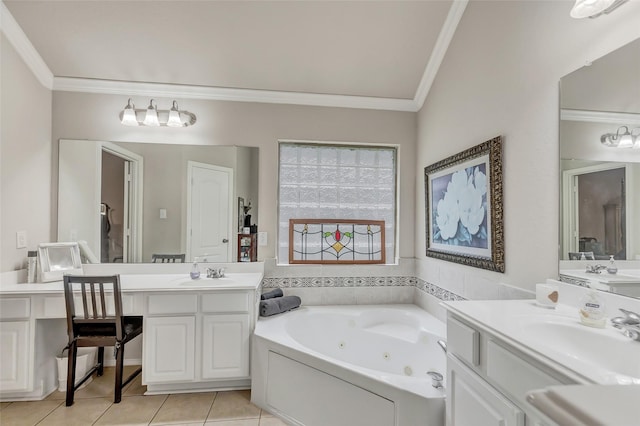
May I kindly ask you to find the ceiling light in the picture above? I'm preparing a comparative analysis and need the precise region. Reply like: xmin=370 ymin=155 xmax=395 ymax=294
xmin=600 ymin=126 xmax=640 ymax=149
xmin=119 ymin=99 xmax=197 ymax=127
xmin=570 ymin=0 xmax=627 ymax=18
xmin=143 ymin=99 xmax=160 ymax=126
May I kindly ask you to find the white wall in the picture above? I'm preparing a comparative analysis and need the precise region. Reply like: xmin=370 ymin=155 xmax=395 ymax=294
xmin=0 ymin=34 xmax=52 ymax=271
xmin=50 ymin=92 xmax=417 ymax=268
xmin=415 ymin=0 xmax=640 ymax=301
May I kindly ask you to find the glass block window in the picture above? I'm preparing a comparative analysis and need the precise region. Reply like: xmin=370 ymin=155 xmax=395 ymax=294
xmin=278 ymin=142 xmax=397 ymax=264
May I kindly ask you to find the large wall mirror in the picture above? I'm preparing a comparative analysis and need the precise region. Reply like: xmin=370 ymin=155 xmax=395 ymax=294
xmin=58 ymin=140 xmax=259 ymax=264
xmin=559 ymin=37 xmax=640 ymax=297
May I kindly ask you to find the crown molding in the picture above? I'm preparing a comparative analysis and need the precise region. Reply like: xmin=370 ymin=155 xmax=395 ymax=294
xmin=1 ymin=0 xmax=466 ymax=112
xmin=0 ymin=1 xmax=53 ymax=89
xmin=561 ymin=109 xmax=640 ymax=125
xmin=53 ymin=77 xmax=418 ymax=112
xmin=413 ymin=0 xmax=468 ymax=110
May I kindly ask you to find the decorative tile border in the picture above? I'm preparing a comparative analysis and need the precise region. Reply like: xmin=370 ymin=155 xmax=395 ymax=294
xmin=261 ymin=276 xmax=466 ymax=302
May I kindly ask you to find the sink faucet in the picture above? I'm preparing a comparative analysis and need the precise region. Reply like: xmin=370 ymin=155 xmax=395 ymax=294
xmin=206 ymin=267 xmax=225 ymax=278
xmin=585 ymin=264 xmax=606 ymax=274
xmin=611 ymin=308 xmax=640 ymax=341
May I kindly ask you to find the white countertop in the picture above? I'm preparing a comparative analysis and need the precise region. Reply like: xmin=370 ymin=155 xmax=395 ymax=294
xmin=560 ymin=269 xmax=640 ymax=284
xmin=0 ymin=272 xmax=264 ymax=295
xmin=442 ymin=299 xmax=640 ymax=385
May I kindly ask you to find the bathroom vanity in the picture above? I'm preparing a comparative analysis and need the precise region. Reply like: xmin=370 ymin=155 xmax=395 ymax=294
xmin=442 ymin=298 xmax=640 ymax=426
xmin=0 ymin=272 xmax=262 ymax=401
xmin=559 ymin=269 xmax=640 ymax=297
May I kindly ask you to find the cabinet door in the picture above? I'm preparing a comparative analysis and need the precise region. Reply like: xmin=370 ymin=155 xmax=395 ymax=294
xmin=447 ymin=354 xmax=524 ymax=426
xmin=201 ymin=314 xmax=249 ymax=379
xmin=144 ymin=316 xmax=195 ymax=383
xmin=0 ymin=321 xmax=30 ymax=391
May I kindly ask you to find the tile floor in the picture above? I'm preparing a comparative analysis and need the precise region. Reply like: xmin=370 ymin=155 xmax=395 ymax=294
xmin=0 ymin=367 xmax=287 ymax=426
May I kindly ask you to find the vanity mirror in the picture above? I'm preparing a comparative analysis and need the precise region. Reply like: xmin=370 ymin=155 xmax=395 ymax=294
xmin=58 ymin=140 xmax=259 ymax=264
xmin=559 ymin=37 xmax=640 ymax=297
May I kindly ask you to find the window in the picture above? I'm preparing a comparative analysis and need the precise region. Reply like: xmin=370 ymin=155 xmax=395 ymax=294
xmin=278 ymin=142 xmax=397 ymax=264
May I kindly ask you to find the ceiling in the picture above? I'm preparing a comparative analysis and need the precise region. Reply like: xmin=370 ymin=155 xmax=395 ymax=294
xmin=2 ymin=1 xmax=466 ymax=111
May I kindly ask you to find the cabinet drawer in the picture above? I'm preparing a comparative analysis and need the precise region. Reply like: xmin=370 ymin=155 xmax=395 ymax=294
xmin=147 ymin=294 xmax=197 ymax=315
xmin=201 ymin=292 xmax=249 ymax=313
xmin=486 ymin=339 xmax=564 ymax=406
xmin=448 ymin=316 xmax=480 ymax=367
xmin=41 ymin=294 xmax=136 ymax=318
xmin=0 ymin=298 xmax=30 ymax=319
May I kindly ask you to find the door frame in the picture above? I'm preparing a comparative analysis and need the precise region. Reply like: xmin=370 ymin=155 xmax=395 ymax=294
xmin=100 ymin=142 xmax=144 ymax=262
xmin=185 ymin=161 xmax=234 ymax=262
xmin=561 ymin=162 xmax=632 ymax=258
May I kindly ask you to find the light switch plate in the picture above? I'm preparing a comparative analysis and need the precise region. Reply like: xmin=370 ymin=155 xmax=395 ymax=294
xmin=159 ymin=208 xmax=167 ymax=219
xmin=16 ymin=231 xmax=27 ymax=249
xmin=258 ymin=232 xmax=268 ymax=246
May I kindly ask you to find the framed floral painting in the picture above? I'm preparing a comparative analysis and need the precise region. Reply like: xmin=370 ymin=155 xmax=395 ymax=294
xmin=424 ymin=136 xmax=504 ymax=272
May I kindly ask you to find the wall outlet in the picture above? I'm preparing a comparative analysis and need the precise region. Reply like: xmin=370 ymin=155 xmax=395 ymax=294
xmin=159 ymin=208 xmax=167 ymax=219
xmin=258 ymin=231 xmax=268 ymax=246
xmin=16 ymin=231 xmax=27 ymax=249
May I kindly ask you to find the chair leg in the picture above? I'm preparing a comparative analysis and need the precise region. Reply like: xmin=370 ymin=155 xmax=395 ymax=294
xmin=65 ymin=343 xmax=78 ymax=407
xmin=114 ymin=344 xmax=125 ymax=403
xmin=97 ymin=347 xmax=105 ymax=376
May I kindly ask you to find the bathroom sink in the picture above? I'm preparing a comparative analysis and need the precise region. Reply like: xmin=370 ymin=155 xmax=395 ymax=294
xmin=514 ymin=317 xmax=640 ymax=383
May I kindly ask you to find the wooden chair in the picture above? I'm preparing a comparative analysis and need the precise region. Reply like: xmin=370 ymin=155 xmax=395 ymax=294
xmin=63 ymin=275 xmax=143 ymax=406
xmin=151 ymin=253 xmax=185 ymax=263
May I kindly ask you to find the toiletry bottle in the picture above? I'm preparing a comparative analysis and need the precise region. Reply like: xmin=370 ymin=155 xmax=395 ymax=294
xmin=190 ymin=261 xmax=200 ymax=279
xmin=27 ymin=251 xmax=38 ymax=283
xmin=579 ymin=289 xmax=606 ymax=328
xmin=607 ymin=255 xmax=618 ymax=274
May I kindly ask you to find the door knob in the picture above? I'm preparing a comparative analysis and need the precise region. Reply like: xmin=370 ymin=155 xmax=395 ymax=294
xmin=222 ymin=238 xmax=229 ymax=243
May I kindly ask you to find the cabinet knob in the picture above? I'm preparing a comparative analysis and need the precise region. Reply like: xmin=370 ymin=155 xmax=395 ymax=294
xmin=222 ymin=238 xmax=229 ymax=243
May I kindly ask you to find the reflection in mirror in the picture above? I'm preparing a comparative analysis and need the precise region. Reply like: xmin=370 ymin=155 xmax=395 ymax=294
xmin=559 ymin=37 xmax=640 ymax=298
xmin=58 ymin=140 xmax=259 ymax=264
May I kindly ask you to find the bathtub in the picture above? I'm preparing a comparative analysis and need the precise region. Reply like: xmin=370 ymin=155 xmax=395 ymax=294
xmin=251 ymin=304 xmax=446 ymax=426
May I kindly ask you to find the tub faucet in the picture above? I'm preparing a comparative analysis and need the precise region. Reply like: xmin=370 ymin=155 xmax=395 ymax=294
xmin=427 ymin=371 xmax=444 ymax=389
xmin=206 ymin=267 xmax=225 ymax=278
xmin=611 ymin=308 xmax=640 ymax=341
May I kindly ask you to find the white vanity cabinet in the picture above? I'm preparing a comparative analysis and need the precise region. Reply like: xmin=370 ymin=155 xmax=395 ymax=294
xmin=445 ymin=313 xmax=576 ymax=426
xmin=0 ymin=298 xmax=31 ymax=392
xmin=143 ymin=290 xmax=255 ymax=394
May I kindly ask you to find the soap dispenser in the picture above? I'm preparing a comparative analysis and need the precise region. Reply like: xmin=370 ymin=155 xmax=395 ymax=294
xmin=579 ymin=286 xmax=606 ymax=328
xmin=190 ymin=261 xmax=200 ymax=279
xmin=607 ymin=255 xmax=618 ymax=274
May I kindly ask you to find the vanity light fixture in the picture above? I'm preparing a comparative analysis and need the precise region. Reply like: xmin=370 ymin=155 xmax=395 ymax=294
xmin=570 ymin=0 xmax=628 ymax=18
xmin=119 ymin=98 xmax=197 ymax=127
xmin=600 ymin=126 xmax=640 ymax=149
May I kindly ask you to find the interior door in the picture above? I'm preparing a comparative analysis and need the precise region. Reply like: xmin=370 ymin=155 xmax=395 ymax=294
xmin=187 ymin=162 xmax=233 ymax=262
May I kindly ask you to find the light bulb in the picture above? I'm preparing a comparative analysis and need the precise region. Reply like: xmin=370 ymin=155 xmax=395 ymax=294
xmin=143 ymin=99 xmax=160 ymax=126
xmin=167 ymin=101 xmax=183 ymax=127
xmin=120 ymin=99 xmax=139 ymax=126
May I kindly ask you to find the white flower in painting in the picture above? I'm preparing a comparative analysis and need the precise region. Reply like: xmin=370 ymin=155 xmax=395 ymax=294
xmin=458 ymin=184 xmax=485 ymax=235
xmin=436 ymin=191 xmax=460 ymax=240
xmin=474 ymin=168 xmax=487 ymax=196
xmin=447 ymin=170 xmax=468 ymax=199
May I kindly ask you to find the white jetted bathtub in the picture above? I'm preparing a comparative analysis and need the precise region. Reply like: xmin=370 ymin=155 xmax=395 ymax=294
xmin=251 ymin=304 xmax=447 ymax=426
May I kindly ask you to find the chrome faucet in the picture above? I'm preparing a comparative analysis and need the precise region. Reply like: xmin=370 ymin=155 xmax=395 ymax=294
xmin=585 ymin=264 xmax=607 ymax=274
xmin=427 ymin=371 xmax=444 ymax=389
xmin=611 ymin=308 xmax=640 ymax=341
xmin=206 ymin=267 xmax=225 ymax=278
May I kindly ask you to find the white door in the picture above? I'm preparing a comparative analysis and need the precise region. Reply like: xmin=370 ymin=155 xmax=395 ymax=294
xmin=0 ymin=321 xmax=30 ymax=391
xmin=187 ymin=162 xmax=233 ymax=262
xmin=143 ymin=316 xmax=195 ymax=383
xmin=201 ymin=314 xmax=250 ymax=380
